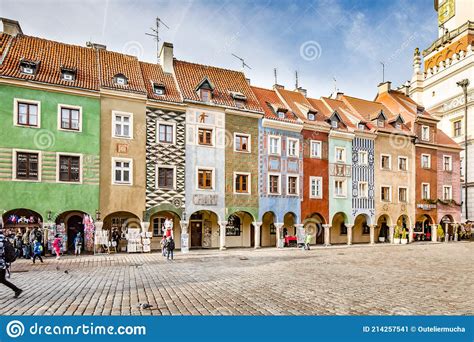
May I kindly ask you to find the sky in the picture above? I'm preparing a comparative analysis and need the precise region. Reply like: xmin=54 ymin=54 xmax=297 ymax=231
xmin=0 ymin=0 xmax=438 ymax=100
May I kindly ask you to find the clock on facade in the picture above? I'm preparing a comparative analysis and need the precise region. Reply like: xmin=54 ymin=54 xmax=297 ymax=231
xmin=438 ymin=0 xmax=455 ymax=26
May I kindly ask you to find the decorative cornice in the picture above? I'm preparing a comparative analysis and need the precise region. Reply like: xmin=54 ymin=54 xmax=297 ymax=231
xmin=261 ymin=118 xmax=303 ymax=132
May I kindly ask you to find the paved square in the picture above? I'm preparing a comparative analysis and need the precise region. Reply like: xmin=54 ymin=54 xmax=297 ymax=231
xmin=1 ymin=243 xmax=472 ymax=315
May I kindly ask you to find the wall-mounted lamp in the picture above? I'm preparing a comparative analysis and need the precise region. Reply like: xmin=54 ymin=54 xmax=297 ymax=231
xmin=95 ymin=210 xmax=101 ymax=221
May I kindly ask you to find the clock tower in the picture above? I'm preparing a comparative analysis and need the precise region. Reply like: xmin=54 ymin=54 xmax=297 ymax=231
xmin=409 ymin=0 xmax=473 ymax=222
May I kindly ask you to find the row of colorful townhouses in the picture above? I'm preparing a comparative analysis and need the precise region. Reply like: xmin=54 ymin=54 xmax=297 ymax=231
xmin=0 ymin=18 xmax=463 ymax=252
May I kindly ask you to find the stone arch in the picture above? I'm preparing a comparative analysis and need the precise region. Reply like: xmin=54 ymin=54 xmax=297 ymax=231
xmin=283 ymin=212 xmax=297 ymax=236
xmin=188 ymin=210 xmax=220 ymax=249
xmin=2 ymin=208 xmax=43 ymax=233
xmin=226 ymin=211 xmax=256 ymax=248
xmin=330 ymin=212 xmax=349 ymax=244
xmin=261 ymin=211 xmax=276 ymax=247
xmin=303 ymin=212 xmax=325 ymax=245
xmin=376 ymin=214 xmax=392 ymax=243
xmin=353 ymin=213 xmax=371 ymax=244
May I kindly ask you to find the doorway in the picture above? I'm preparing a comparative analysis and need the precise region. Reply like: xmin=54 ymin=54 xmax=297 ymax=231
xmin=190 ymin=221 xmax=202 ymax=247
xmin=250 ymin=224 xmax=255 ymax=247
xmin=67 ymin=215 xmax=84 ymax=252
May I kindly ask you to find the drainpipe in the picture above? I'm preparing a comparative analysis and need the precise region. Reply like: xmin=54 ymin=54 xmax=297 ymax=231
xmin=456 ymin=79 xmax=469 ymax=221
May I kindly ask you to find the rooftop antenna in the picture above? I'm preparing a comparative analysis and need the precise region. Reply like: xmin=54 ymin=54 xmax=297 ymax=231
xmin=295 ymin=70 xmax=299 ymax=89
xmin=231 ymin=53 xmax=252 ymax=70
xmin=146 ymin=17 xmax=170 ymax=63
xmin=274 ymin=68 xmax=278 ymax=85
xmin=380 ymin=61 xmax=385 ymax=83
xmin=333 ymin=77 xmax=338 ymax=93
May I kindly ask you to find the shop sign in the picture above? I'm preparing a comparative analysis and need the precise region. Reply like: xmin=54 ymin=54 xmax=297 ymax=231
xmin=417 ymin=203 xmax=436 ymax=210
xmin=193 ymin=194 xmax=218 ymax=205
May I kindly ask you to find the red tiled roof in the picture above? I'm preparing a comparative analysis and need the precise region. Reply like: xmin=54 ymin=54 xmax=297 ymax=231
xmin=174 ymin=60 xmax=262 ymax=112
xmin=0 ymin=33 xmax=11 ymax=57
xmin=251 ymin=86 xmax=300 ymax=123
xmin=276 ymin=88 xmax=328 ymax=125
xmin=306 ymin=98 xmax=332 ymax=118
xmin=0 ymin=34 xmax=99 ymax=91
xmin=436 ymin=127 xmax=462 ymax=150
xmin=321 ymin=97 xmax=357 ymax=130
xmin=98 ymin=49 xmax=146 ymax=94
xmin=139 ymin=61 xmax=182 ymax=103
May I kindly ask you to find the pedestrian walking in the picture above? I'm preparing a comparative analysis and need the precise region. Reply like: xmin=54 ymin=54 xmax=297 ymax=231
xmin=22 ymin=229 xmax=30 ymax=259
xmin=52 ymin=234 xmax=62 ymax=260
xmin=32 ymin=239 xmax=44 ymax=264
xmin=160 ymin=236 xmax=167 ymax=257
xmin=0 ymin=227 xmax=23 ymax=298
xmin=304 ymin=233 xmax=312 ymax=250
xmin=166 ymin=237 xmax=175 ymax=260
xmin=74 ymin=232 xmax=83 ymax=256
xmin=14 ymin=232 xmax=23 ymax=258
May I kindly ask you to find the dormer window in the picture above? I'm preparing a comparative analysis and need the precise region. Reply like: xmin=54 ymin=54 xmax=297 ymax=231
xmin=276 ymin=109 xmax=287 ymax=119
xmin=196 ymin=77 xmax=215 ymax=103
xmin=61 ymin=67 xmax=76 ymax=82
xmin=331 ymin=120 xmax=338 ymax=128
xmin=395 ymin=122 xmax=401 ymax=129
xmin=200 ymin=89 xmax=212 ymax=102
xmin=230 ymin=91 xmax=247 ymax=109
xmin=417 ymin=106 xmax=424 ymax=116
xmin=377 ymin=119 xmax=385 ymax=127
xmin=19 ymin=60 xmax=37 ymax=75
xmin=358 ymin=123 xmax=365 ymax=130
xmin=153 ymin=84 xmax=166 ymax=95
xmin=113 ymin=74 xmax=128 ymax=86
xmin=307 ymin=110 xmax=317 ymax=121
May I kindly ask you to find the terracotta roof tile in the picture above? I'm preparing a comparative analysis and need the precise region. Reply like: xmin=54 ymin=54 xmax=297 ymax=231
xmin=174 ymin=60 xmax=262 ymax=112
xmin=0 ymin=34 xmax=99 ymax=91
xmin=139 ymin=61 xmax=181 ymax=103
xmin=0 ymin=33 xmax=11 ymax=58
xmin=321 ymin=97 xmax=358 ymax=130
xmin=251 ymin=86 xmax=300 ymax=123
xmin=98 ymin=49 xmax=146 ymax=94
xmin=437 ymin=129 xmax=462 ymax=149
xmin=276 ymin=89 xmax=328 ymax=126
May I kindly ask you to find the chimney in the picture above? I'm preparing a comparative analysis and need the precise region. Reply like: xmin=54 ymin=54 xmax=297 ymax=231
xmin=273 ymin=84 xmax=284 ymax=90
xmin=295 ymin=87 xmax=307 ymax=97
xmin=336 ymin=92 xmax=344 ymax=100
xmin=159 ymin=42 xmax=174 ymax=74
xmin=0 ymin=18 xmax=23 ymax=37
xmin=86 ymin=42 xmax=107 ymax=50
xmin=245 ymin=78 xmax=251 ymax=85
xmin=377 ymin=81 xmax=391 ymax=95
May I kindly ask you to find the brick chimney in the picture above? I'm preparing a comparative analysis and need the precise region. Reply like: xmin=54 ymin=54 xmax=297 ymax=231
xmin=159 ymin=42 xmax=174 ymax=74
xmin=273 ymin=84 xmax=284 ymax=90
xmin=0 ymin=18 xmax=23 ymax=37
xmin=377 ymin=81 xmax=391 ymax=95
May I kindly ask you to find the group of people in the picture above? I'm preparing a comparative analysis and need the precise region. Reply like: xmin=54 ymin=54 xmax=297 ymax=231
xmin=160 ymin=233 xmax=175 ymax=260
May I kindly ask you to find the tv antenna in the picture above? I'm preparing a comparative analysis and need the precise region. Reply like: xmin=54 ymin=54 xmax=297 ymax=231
xmin=274 ymin=68 xmax=278 ymax=85
xmin=295 ymin=70 xmax=299 ymax=89
xmin=333 ymin=77 xmax=338 ymax=93
xmin=146 ymin=17 xmax=170 ymax=63
xmin=231 ymin=53 xmax=252 ymax=70
xmin=380 ymin=61 xmax=385 ymax=83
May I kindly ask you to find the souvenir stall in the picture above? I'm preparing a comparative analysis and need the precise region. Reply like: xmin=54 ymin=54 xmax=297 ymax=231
xmin=126 ymin=228 xmax=143 ymax=253
xmin=83 ymin=214 xmax=95 ymax=252
xmin=46 ymin=222 xmax=67 ymax=255
xmin=3 ymin=210 xmax=42 ymax=237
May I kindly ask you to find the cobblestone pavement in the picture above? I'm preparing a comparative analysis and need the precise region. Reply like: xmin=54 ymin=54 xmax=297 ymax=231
xmin=0 ymin=242 xmax=472 ymax=316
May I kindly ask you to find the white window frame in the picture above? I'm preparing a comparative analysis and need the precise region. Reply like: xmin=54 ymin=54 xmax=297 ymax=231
xmin=358 ymin=151 xmax=368 ymax=166
xmin=267 ymin=172 xmax=281 ymax=195
xmin=112 ymin=111 xmax=133 ymax=139
xmin=310 ymin=140 xmax=322 ymax=158
xmin=196 ymin=126 xmax=215 ymax=147
xmin=268 ymin=135 xmax=281 ymax=156
xmin=112 ymin=157 xmax=133 ymax=186
xmin=12 ymin=149 xmax=42 ymax=182
xmin=309 ymin=176 xmax=323 ymax=199
xmin=443 ymin=155 xmax=452 ymax=171
xmin=380 ymin=154 xmax=392 ymax=170
xmin=155 ymin=164 xmax=176 ymax=190
xmin=13 ymin=98 xmax=41 ymax=128
xmin=233 ymin=132 xmax=251 ymax=153
xmin=196 ymin=166 xmax=215 ymax=191
xmin=398 ymin=156 xmax=408 ymax=171
xmin=421 ymin=154 xmax=431 ymax=169
xmin=57 ymin=104 xmax=82 ymax=132
xmin=56 ymin=152 xmax=83 ymax=184
xmin=233 ymin=171 xmax=251 ymax=195
xmin=443 ymin=185 xmax=452 ymax=200
xmin=287 ymin=138 xmax=299 ymax=158
xmin=421 ymin=125 xmax=430 ymax=141
xmin=286 ymin=174 xmax=299 ymax=196
xmin=398 ymin=186 xmax=408 ymax=203
xmin=421 ymin=182 xmax=430 ymax=200
xmin=335 ymin=147 xmax=346 ymax=163
xmin=380 ymin=185 xmax=392 ymax=202
xmin=156 ymin=121 xmax=176 ymax=145
xmin=358 ymin=181 xmax=368 ymax=198
xmin=334 ymin=178 xmax=347 ymax=198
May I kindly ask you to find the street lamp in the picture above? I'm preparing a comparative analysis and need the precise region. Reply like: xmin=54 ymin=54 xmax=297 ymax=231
xmin=456 ymin=79 xmax=469 ymax=222
xmin=47 ymin=210 xmax=52 ymax=222
xmin=95 ymin=210 xmax=101 ymax=221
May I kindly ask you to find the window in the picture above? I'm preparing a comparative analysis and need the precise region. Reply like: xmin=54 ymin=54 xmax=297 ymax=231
xmin=158 ymin=123 xmax=174 ymax=144
xmin=113 ymin=112 xmax=133 ymax=138
xmin=358 ymin=151 xmax=368 ymax=165
xmin=335 ymin=147 xmax=345 ymax=163
xmin=443 ymin=155 xmax=452 ymax=171
xmin=398 ymin=187 xmax=408 ymax=203
xmin=381 ymin=154 xmax=391 ymax=170
xmin=334 ymin=179 xmax=346 ymax=197
xmin=398 ymin=156 xmax=408 ymax=171
xmin=197 ymin=169 xmax=213 ymax=189
xmin=15 ymin=152 xmax=39 ymax=180
xmin=234 ymin=99 xmax=245 ymax=109
xmin=358 ymin=123 xmax=365 ymax=130
xmin=20 ymin=61 xmax=36 ymax=75
xmin=60 ymin=106 xmax=80 ymax=131
xmin=358 ymin=182 xmax=368 ymax=198
xmin=114 ymin=74 xmax=128 ymax=86
xmin=308 ymin=113 xmax=315 ymax=121
xmin=268 ymin=174 xmax=280 ymax=194
xmin=157 ymin=167 xmax=174 ymax=189
xmin=59 ymin=155 xmax=81 ymax=182
xmin=453 ymin=120 xmax=462 ymax=137
xmin=61 ymin=68 xmax=76 ymax=81
xmin=152 ymin=217 xmax=166 ymax=237
xmin=287 ymin=138 xmax=299 ymax=157
xmin=235 ymin=134 xmax=250 ymax=152
xmin=331 ymin=120 xmax=338 ymax=128
xmin=421 ymin=125 xmax=430 ymax=141
xmin=443 ymin=186 xmax=452 ymax=200
xmin=377 ymin=119 xmax=384 ymax=127
xmin=153 ymin=84 xmax=165 ymax=95
xmin=310 ymin=176 xmax=322 ymax=199
xmin=113 ymin=158 xmax=132 ymax=185
xmin=200 ymin=89 xmax=211 ymax=102
xmin=269 ymin=136 xmax=281 ymax=155
xmin=198 ymin=128 xmax=213 ymax=146
xmin=277 ymin=110 xmax=286 ymax=119
xmin=234 ymin=173 xmax=250 ymax=194
xmin=381 ymin=186 xmax=391 ymax=202
xmin=16 ymin=100 xmax=39 ymax=127
xmin=310 ymin=140 xmax=322 ymax=158
xmin=287 ymin=176 xmax=298 ymax=195
xmin=422 ymin=183 xmax=430 ymax=200
xmin=421 ymin=154 xmax=431 ymax=169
